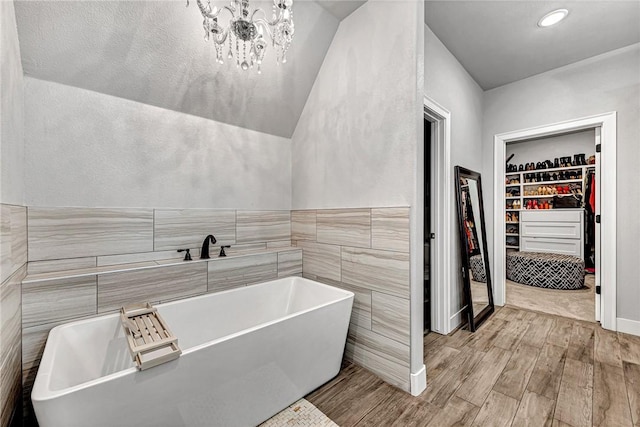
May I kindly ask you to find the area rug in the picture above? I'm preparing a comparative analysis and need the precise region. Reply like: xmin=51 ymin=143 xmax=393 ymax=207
xmin=260 ymin=399 xmax=338 ymax=427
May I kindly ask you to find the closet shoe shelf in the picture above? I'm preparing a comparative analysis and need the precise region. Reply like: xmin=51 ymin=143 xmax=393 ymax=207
xmin=504 ymin=165 xmax=593 ymax=211
xmin=120 ymin=302 xmax=182 ymax=371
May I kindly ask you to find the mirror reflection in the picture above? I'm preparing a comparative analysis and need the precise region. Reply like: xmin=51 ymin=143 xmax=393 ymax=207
xmin=460 ymin=178 xmax=489 ymax=315
xmin=455 ymin=166 xmax=494 ymax=331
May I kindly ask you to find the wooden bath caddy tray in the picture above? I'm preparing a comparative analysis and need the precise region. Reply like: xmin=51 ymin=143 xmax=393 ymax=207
xmin=120 ymin=303 xmax=182 ymax=370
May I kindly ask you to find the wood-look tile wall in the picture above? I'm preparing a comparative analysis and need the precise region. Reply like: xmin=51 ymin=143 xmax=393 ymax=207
xmin=97 ymin=263 xmax=209 ymax=313
xmin=153 ymin=209 xmax=236 ymax=250
xmin=19 ymin=206 xmax=299 ymax=423
xmin=292 ymin=207 xmax=411 ymax=392
xmin=208 ymin=253 xmax=278 ymax=291
xmin=26 ymin=207 xmax=292 ymax=267
xmin=27 ymin=207 xmax=154 ymax=261
xmin=1 ymin=204 xmax=27 ymax=283
xmin=236 ymin=211 xmax=291 ymax=244
xmin=0 ymin=204 xmax=27 ymax=426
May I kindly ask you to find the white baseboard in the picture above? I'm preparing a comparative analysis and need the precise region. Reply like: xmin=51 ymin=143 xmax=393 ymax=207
xmin=617 ymin=317 xmax=640 ymax=337
xmin=448 ymin=306 xmax=466 ymax=333
xmin=410 ymin=364 xmax=426 ymax=396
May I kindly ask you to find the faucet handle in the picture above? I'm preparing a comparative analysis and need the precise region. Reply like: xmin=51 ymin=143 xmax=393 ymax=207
xmin=177 ymin=249 xmax=192 ymax=261
xmin=219 ymin=246 xmax=231 ymax=257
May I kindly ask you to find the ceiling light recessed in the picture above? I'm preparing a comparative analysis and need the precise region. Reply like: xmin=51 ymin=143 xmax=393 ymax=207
xmin=538 ymin=9 xmax=569 ymax=27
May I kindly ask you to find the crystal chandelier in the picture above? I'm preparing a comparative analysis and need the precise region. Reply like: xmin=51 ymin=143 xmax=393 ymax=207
xmin=187 ymin=0 xmax=294 ymax=73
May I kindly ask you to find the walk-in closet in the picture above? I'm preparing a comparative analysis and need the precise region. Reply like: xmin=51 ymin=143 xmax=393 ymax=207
xmin=503 ymin=130 xmax=598 ymax=322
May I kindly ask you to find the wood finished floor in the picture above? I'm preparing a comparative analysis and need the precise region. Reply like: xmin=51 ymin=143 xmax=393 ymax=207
xmin=306 ymin=305 xmax=640 ymax=427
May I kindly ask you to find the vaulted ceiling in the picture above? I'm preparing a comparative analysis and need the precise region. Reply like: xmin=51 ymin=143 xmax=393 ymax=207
xmin=316 ymin=0 xmax=366 ymax=20
xmin=14 ymin=1 xmax=640 ymax=138
xmin=14 ymin=1 xmax=366 ymax=138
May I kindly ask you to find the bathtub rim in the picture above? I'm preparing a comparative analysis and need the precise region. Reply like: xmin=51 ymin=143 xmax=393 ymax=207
xmin=32 ymin=276 xmax=354 ymax=402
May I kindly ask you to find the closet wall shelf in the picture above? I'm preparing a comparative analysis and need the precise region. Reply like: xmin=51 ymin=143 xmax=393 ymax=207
xmin=514 ymin=164 xmax=593 ymax=174
xmin=523 ymin=179 xmax=584 ymax=185
xmin=521 ymin=194 xmax=583 ymax=199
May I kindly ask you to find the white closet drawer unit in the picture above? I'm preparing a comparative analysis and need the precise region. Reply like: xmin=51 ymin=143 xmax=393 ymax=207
xmin=519 ymin=209 xmax=584 ymax=259
xmin=520 ymin=210 xmax=582 ymax=223
xmin=520 ymin=236 xmax=583 ymax=258
xmin=521 ymin=221 xmax=582 ymax=239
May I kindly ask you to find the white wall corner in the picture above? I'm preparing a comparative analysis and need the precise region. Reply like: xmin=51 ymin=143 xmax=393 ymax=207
xmin=617 ymin=318 xmax=640 ymax=337
xmin=449 ymin=306 xmax=466 ymax=333
xmin=410 ymin=364 xmax=427 ymax=396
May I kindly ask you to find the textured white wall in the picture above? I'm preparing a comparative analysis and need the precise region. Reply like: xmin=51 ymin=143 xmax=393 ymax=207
xmin=291 ymin=0 xmax=424 ymax=382
xmin=506 ymin=130 xmax=595 ymax=167
xmin=291 ymin=1 xmax=419 ymax=210
xmin=483 ymin=44 xmax=640 ymax=322
xmin=1 ymin=0 xmax=24 ymax=205
xmin=424 ymin=24 xmax=485 ymax=322
xmin=24 ymin=78 xmax=291 ymax=209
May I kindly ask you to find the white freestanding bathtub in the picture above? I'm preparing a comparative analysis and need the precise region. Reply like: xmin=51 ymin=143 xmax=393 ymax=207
xmin=32 ymin=277 xmax=354 ymax=427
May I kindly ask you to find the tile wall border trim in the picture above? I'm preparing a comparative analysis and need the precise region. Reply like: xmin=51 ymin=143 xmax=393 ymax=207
xmin=23 ymin=247 xmax=301 ymax=284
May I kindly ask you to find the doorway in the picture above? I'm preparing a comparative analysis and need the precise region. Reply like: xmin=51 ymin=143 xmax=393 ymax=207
xmin=503 ymin=129 xmax=597 ymax=322
xmin=424 ymin=118 xmax=432 ymax=332
xmin=422 ymin=97 xmax=452 ymax=336
xmin=493 ymin=112 xmax=617 ymax=331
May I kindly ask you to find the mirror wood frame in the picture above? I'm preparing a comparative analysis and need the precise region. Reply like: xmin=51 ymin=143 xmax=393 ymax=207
xmin=454 ymin=166 xmax=494 ymax=332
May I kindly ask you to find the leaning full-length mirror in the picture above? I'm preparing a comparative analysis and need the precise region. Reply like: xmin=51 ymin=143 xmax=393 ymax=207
xmin=454 ymin=166 xmax=494 ymax=331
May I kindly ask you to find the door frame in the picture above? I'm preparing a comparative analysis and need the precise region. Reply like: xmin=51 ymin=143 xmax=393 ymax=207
xmin=411 ymin=96 xmax=451 ymax=396
xmin=493 ymin=112 xmax=617 ymax=330
xmin=594 ymin=127 xmax=602 ymax=322
xmin=422 ymin=96 xmax=452 ymax=335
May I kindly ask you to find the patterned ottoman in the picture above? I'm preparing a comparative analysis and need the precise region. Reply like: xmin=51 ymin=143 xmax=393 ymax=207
xmin=506 ymin=251 xmax=584 ymax=290
xmin=469 ymin=254 xmax=487 ymax=283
